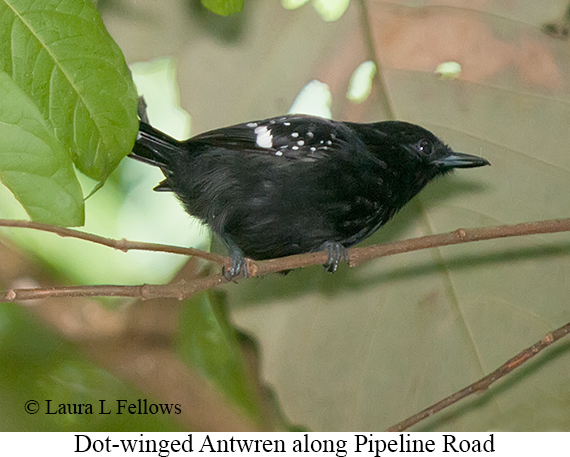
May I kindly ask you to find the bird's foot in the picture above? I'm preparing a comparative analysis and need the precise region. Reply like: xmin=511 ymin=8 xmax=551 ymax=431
xmin=222 ymin=247 xmax=248 ymax=281
xmin=321 ymin=241 xmax=349 ymax=273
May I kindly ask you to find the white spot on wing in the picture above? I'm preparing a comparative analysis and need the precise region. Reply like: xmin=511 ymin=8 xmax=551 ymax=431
xmin=297 ymin=140 xmax=305 ymax=146
xmin=291 ymin=132 xmax=299 ymax=138
xmin=247 ymin=122 xmax=258 ymax=127
xmin=254 ymin=126 xmax=273 ymax=148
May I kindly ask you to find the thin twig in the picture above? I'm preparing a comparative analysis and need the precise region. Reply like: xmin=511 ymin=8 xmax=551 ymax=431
xmin=2 ymin=276 xmax=227 ymax=302
xmin=346 ymin=218 xmax=570 ymax=266
xmin=1 ymin=218 xmax=570 ymax=302
xmin=0 ymin=219 xmax=226 ymax=265
xmin=251 ymin=218 xmax=570 ymax=275
xmin=387 ymin=320 xmax=570 ymax=431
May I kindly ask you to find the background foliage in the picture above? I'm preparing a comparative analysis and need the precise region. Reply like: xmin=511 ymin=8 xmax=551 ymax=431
xmin=0 ymin=0 xmax=569 ymax=431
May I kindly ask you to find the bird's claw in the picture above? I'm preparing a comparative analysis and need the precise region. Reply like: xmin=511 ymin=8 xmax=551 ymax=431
xmin=222 ymin=248 xmax=248 ymax=281
xmin=321 ymin=241 xmax=349 ymax=273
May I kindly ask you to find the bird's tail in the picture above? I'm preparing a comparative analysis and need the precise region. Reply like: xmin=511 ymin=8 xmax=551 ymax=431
xmin=129 ymin=121 xmax=182 ymax=168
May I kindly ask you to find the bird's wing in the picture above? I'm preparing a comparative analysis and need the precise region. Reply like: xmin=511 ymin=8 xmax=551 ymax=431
xmin=191 ymin=115 xmax=351 ymax=160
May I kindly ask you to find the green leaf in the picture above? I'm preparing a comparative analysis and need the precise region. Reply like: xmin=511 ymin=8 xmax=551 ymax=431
xmin=177 ymin=292 xmax=262 ymax=422
xmin=201 ymin=0 xmax=244 ymax=16
xmin=0 ymin=0 xmax=139 ymax=180
xmin=0 ymin=70 xmax=83 ymax=226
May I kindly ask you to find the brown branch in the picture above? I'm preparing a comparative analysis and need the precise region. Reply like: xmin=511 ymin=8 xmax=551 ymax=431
xmin=3 ymin=276 xmax=228 ymax=302
xmin=387 ymin=320 xmax=570 ymax=431
xmin=2 ymin=217 xmax=570 ymax=302
xmin=251 ymin=218 xmax=570 ymax=274
xmin=0 ymin=219 xmax=226 ymax=265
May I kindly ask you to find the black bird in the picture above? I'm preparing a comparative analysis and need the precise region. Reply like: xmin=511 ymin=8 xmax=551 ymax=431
xmin=130 ymin=115 xmax=489 ymax=280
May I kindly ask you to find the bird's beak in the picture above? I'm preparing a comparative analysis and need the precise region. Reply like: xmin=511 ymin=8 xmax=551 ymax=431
xmin=435 ymin=152 xmax=490 ymax=170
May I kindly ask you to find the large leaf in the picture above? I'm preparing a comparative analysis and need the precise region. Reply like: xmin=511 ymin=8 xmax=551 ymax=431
xmin=166 ymin=0 xmax=570 ymax=430
xmin=0 ymin=0 xmax=138 ymax=180
xmin=0 ymin=70 xmax=83 ymax=226
xmin=101 ymin=0 xmax=570 ymax=431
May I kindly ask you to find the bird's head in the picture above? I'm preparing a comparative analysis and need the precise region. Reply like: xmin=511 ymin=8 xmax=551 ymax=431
xmin=375 ymin=121 xmax=489 ymax=170
xmin=347 ymin=120 xmax=490 ymax=204
xmin=360 ymin=120 xmax=488 ymax=177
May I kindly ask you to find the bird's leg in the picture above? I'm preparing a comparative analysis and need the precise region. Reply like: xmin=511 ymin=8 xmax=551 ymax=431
xmin=220 ymin=233 xmax=248 ymax=280
xmin=320 ymin=241 xmax=349 ymax=273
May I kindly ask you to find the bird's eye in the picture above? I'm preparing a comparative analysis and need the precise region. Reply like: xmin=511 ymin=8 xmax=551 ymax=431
xmin=416 ymin=140 xmax=432 ymax=155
